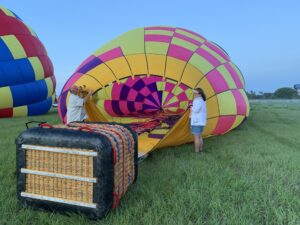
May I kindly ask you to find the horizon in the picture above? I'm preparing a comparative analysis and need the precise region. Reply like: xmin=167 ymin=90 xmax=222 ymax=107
xmin=1 ymin=0 xmax=299 ymax=94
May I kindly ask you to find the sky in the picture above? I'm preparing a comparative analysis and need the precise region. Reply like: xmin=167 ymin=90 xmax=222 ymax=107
xmin=1 ymin=0 xmax=300 ymax=94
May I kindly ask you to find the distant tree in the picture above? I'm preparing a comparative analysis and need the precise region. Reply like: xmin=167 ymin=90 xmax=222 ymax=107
xmin=274 ymin=87 xmax=299 ymax=99
xmin=246 ymin=90 xmax=257 ymax=99
xmin=263 ymin=93 xmax=274 ymax=99
xmin=294 ymin=84 xmax=300 ymax=90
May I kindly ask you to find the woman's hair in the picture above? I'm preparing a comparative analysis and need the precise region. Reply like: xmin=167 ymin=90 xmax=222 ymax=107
xmin=194 ymin=88 xmax=206 ymax=101
xmin=69 ymin=85 xmax=78 ymax=94
xmin=69 ymin=85 xmax=88 ymax=96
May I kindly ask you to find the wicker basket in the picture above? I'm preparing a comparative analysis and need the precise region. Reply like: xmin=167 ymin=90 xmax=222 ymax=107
xmin=16 ymin=122 xmax=138 ymax=219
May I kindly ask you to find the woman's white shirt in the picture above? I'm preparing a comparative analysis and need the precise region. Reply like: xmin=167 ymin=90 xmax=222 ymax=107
xmin=190 ymin=97 xmax=207 ymax=126
xmin=66 ymin=94 xmax=87 ymax=124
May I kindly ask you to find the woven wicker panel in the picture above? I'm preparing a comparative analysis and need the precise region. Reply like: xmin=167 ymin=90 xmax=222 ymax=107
xmin=68 ymin=123 xmax=136 ymax=200
xmin=25 ymin=174 xmax=93 ymax=203
xmin=26 ymin=149 xmax=94 ymax=177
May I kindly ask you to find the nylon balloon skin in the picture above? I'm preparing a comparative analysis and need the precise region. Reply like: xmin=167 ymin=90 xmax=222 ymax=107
xmin=58 ymin=26 xmax=249 ymax=154
xmin=0 ymin=6 xmax=56 ymax=118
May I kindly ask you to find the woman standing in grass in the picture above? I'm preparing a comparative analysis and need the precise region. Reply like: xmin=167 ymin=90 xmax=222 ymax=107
xmin=190 ymin=88 xmax=207 ymax=153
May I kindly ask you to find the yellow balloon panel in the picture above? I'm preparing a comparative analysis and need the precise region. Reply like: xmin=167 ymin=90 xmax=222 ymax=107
xmin=217 ymin=91 xmax=237 ymax=115
xmin=217 ymin=65 xmax=236 ymax=89
xmin=145 ymin=42 xmax=169 ymax=55
xmin=74 ymin=74 xmax=102 ymax=92
xmin=13 ymin=105 xmax=27 ymax=117
xmin=146 ymin=54 xmax=166 ymax=76
xmin=189 ymin=53 xmax=214 ymax=75
xmin=0 ymin=86 xmax=13 ymax=109
xmin=28 ymin=57 xmax=44 ymax=81
xmin=44 ymin=77 xmax=54 ymax=98
xmin=1 ymin=35 xmax=27 ymax=59
xmin=105 ymin=57 xmax=132 ymax=80
xmin=196 ymin=77 xmax=216 ymax=98
xmin=87 ymin=63 xmax=117 ymax=86
xmin=126 ymin=54 xmax=148 ymax=75
xmin=165 ymin=57 xmax=187 ymax=81
xmin=180 ymin=63 xmax=205 ymax=88
xmin=94 ymin=88 xmax=108 ymax=100
xmin=206 ymin=96 xmax=219 ymax=118
xmin=202 ymin=117 xmax=218 ymax=137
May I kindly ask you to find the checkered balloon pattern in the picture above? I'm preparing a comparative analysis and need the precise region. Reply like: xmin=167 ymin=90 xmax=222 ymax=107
xmin=99 ymin=76 xmax=191 ymax=116
xmin=0 ymin=6 xmax=55 ymax=118
xmin=59 ymin=26 xmax=249 ymax=137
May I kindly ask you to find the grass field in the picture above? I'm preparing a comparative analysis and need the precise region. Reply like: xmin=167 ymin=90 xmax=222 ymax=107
xmin=0 ymin=102 xmax=299 ymax=225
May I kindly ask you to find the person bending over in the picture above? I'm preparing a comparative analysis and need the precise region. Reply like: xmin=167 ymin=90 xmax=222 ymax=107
xmin=66 ymin=85 xmax=93 ymax=124
xmin=190 ymin=88 xmax=207 ymax=153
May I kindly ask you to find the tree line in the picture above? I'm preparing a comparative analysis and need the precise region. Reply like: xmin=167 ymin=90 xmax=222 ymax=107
xmin=246 ymin=87 xmax=300 ymax=99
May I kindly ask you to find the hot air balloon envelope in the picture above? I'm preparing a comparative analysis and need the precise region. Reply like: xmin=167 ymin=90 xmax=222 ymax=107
xmin=0 ymin=6 xmax=56 ymax=118
xmin=58 ymin=26 xmax=249 ymax=156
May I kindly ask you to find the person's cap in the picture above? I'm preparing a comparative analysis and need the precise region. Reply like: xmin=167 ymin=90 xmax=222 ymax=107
xmin=192 ymin=89 xmax=199 ymax=94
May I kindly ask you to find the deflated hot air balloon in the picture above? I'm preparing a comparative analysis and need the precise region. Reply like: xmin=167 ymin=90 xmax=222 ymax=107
xmin=0 ymin=6 xmax=55 ymax=118
xmin=58 ymin=26 xmax=249 ymax=156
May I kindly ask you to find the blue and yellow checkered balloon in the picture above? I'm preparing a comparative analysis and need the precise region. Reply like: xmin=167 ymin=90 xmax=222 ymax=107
xmin=0 ymin=6 xmax=56 ymax=118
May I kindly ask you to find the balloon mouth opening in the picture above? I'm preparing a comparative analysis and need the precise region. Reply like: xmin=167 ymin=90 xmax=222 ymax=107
xmin=93 ymin=74 xmax=192 ymax=118
xmin=88 ymin=74 xmax=193 ymax=149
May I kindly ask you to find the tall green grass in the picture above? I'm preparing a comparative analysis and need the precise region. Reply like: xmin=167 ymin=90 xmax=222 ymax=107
xmin=0 ymin=102 xmax=299 ymax=225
